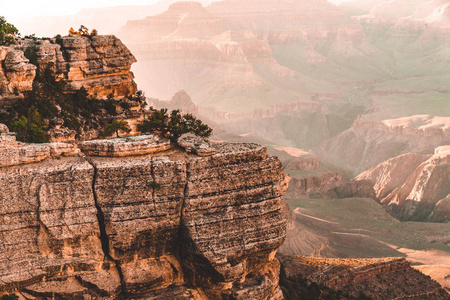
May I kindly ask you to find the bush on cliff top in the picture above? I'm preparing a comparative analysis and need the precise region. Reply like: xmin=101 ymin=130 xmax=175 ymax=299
xmin=139 ymin=108 xmax=212 ymax=143
xmin=11 ymin=106 xmax=48 ymax=143
xmin=0 ymin=17 xmax=19 ymax=45
xmin=102 ymin=119 xmax=131 ymax=138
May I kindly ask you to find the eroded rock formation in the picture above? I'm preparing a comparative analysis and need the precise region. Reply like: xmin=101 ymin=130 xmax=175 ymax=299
xmin=316 ymin=115 xmax=450 ymax=176
xmin=0 ymin=47 xmax=36 ymax=105
xmin=0 ymin=134 xmax=288 ymax=299
xmin=356 ymin=145 xmax=450 ymax=222
xmin=0 ymin=34 xmax=137 ymax=106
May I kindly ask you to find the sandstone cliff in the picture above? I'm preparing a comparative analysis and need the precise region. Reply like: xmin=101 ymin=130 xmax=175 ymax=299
xmin=0 ymin=34 xmax=137 ymax=106
xmin=0 ymin=134 xmax=288 ymax=299
xmin=355 ymin=145 xmax=450 ymax=222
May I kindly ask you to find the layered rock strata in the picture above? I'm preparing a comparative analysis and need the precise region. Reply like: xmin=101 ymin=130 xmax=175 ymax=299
xmin=316 ymin=115 xmax=450 ymax=176
xmin=278 ymin=255 xmax=449 ymax=299
xmin=0 ymin=34 xmax=137 ymax=106
xmin=0 ymin=135 xmax=288 ymax=299
xmin=355 ymin=146 xmax=450 ymax=222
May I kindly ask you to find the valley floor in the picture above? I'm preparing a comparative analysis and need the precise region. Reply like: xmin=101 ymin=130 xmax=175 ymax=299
xmin=284 ymin=197 xmax=450 ymax=291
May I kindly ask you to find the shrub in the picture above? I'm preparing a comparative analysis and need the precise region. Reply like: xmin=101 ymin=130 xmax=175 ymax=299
xmin=102 ymin=119 xmax=131 ymax=138
xmin=1 ymin=294 xmax=19 ymax=300
xmin=54 ymin=34 xmax=63 ymax=46
xmin=0 ymin=16 xmax=19 ymax=45
xmin=104 ymin=99 xmax=117 ymax=115
xmin=24 ymin=47 xmax=38 ymax=66
xmin=11 ymin=106 xmax=49 ymax=143
xmin=139 ymin=109 xmax=212 ymax=143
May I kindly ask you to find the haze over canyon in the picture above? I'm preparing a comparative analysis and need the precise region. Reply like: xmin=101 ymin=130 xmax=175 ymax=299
xmin=0 ymin=0 xmax=449 ymax=298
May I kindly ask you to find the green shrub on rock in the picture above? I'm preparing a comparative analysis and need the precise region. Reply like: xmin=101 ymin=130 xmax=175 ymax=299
xmin=139 ymin=109 xmax=212 ymax=143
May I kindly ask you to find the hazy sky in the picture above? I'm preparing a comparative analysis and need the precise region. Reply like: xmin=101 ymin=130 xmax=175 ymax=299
xmin=2 ymin=0 xmax=354 ymax=22
xmin=1 ymin=0 xmax=160 ymax=21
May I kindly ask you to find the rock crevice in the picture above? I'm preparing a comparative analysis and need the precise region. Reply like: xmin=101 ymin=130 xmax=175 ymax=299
xmin=86 ymin=158 xmax=126 ymax=295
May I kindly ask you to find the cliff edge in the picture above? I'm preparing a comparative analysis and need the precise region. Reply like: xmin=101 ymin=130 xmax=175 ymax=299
xmin=0 ymin=133 xmax=288 ymax=299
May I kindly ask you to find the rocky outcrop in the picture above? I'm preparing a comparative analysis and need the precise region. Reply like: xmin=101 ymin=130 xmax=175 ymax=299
xmin=0 ymin=47 xmax=36 ymax=103
xmin=278 ymin=255 xmax=449 ymax=299
xmin=55 ymin=35 xmax=137 ymax=97
xmin=280 ymin=146 xmax=376 ymax=200
xmin=79 ymin=134 xmax=171 ymax=157
xmin=178 ymin=134 xmax=216 ymax=156
xmin=355 ymin=146 xmax=450 ymax=222
xmin=0 ymin=124 xmax=8 ymax=133
xmin=316 ymin=115 xmax=450 ymax=176
xmin=283 ymin=152 xmax=319 ymax=171
xmin=284 ymin=170 xmax=345 ymax=199
xmin=0 ymin=135 xmax=288 ymax=299
xmin=0 ymin=34 xmax=137 ymax=106
xmin=149 ymin=90 xmax=199 ymax=115
xmin=0 ymin=133 xmax=79 ymax=167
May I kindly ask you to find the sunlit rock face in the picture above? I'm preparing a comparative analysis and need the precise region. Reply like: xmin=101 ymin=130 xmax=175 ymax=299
xmin=0 ymin=47 xmax=36 ymax=104
xmin=355 ymin=145 xmax=450 ymax=222
xmin=0 ymin=34 xmax=137 ymax=106
xmin=56 ymin=35 xmax=137 ymax=98
xmin=0 ymin=136 xmax=288 ymax=299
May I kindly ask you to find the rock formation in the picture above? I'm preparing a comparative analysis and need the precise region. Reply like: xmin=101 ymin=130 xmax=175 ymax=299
xmin=355 ymin=145 xmax=450 ymax=222
xmin=116 ymin=0 xmax=351 ymax=117
xmin=281 ymin=148 xmax=375 ymax=200
xmin=0 ymin=134 xmax=288 ymax=299
xmin=316 ymin=115 xmax=450 ymax=176
xmin=149 ymin=90 xmax=199 ymax=115
xmin=0 ymin=47 xmax=36 ymax=105
xmin=0 ymin=34 xmax=137 ymax=106
xmin=278 ymin=255 xmax=449 ymax=299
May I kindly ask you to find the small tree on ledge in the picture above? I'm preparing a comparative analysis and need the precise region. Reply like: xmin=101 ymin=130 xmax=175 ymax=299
xmin=139 ymin=109 xmax=212 ymax=143
xmin=103 ymin=119 xmax=131 ymax=138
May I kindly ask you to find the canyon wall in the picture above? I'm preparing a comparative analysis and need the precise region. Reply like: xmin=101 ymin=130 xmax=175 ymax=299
xmin=0 ymin=133 xmax=288 ymax=299
xmin=0 ymin=34 xmax=137 ymax=106
xmin=355 ymin=145 xmax=450 ymax=222
xmin=316 ymin=115 xmax=450 ymax=176
xmin=115 ymin=0 xmax=450 ymax=176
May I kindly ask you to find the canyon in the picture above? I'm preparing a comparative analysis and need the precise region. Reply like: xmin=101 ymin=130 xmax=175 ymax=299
xmin=1 ymin=131 xmax=448 ymax=299
xmin=115 ymin=0 xmax=450 ymax=181
xmin=0 ymin=0 xmax=449 ymax=297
